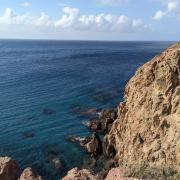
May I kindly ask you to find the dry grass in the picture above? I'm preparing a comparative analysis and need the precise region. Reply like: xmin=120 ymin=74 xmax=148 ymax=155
xmin=124 ymin=164 xmax=179 ymax=180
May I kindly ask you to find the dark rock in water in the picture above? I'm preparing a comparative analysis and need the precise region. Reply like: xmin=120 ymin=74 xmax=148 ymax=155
xmin=65 ymin=135 xmax=87 ymax=145
xmin=69 ymin=105 xmax=100 ymax=118
xmin=85 ymin=119 xmax=102 ymax=132
xmin=50 ymin=157 xmax=63 ymax=170
xmin=22 ymin=131 xmax=35 ymax=138
xmin=43 ymin=108 xmax=55 ymax=116
xmin=66 ymin=133 xmax=102 ymax=158
xmin=88 ymin=88 xmax=120 ymax=104
xmin=85 ymin=108 xmax=117 ymax=133
xmin=43 ymin=145 xmax=65 ymax=172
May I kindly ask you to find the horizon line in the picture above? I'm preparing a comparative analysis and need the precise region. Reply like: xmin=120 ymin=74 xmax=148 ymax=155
xmin=0 ymin=38 xmax=177 ymax=43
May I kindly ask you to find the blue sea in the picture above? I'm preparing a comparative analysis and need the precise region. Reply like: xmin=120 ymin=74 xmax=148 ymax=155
xmin=0 ymin=40 xmax=173 ymax=179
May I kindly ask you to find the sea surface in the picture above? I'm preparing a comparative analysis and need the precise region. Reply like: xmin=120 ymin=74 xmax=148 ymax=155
xmin=0 ymin=40 xmax=174 ymax=179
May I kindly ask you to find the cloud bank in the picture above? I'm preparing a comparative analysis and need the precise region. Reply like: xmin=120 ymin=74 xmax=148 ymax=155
xmin=0 ymin=7 xmax=150 ymax=33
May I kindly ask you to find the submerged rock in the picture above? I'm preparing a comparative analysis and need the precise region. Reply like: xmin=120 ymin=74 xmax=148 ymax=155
xmin=19 ymin=167 xmax=43 ymax=180
xmin=45 ymin=149 xmax=65 ymax=172
xmin=103 ymin=43 xmax=180 ymax=171
xmin=62 ymin=167 xmax=97 ymax=180
xmin=22 ymin=131 xmax=35 ymax=138
xmin=43 ymin=108 xmax=55 ymax=116
xmin=0 ymin=157 xmax=20 ymax=180
xmin=88 ymin=88 xmax=120 ymax=104
xmin=70 ymin=105 xmax=100 ymax=118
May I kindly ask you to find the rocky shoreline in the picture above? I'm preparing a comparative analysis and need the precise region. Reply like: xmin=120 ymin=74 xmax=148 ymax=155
xmin=1 ymin=43 xmax=180 ymax=180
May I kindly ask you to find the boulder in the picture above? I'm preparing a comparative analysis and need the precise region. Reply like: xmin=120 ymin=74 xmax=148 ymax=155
xmin=105 ymin=167 xmax=135 ymax=180
xmin=19 ymin=167 xmax=43 ymax=180
xmin=0 ymin=157 xmax=20 ymax=180
xmin=62 ymin=168 xmax=97 ymax=180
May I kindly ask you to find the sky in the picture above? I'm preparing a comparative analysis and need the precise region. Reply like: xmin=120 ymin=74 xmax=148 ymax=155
xmin=0 ymin=0 xmax=179 ymax=40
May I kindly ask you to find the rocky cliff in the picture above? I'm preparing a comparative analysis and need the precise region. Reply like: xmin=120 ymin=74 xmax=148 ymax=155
xmin=104 ymin=43 xmax=180 ymax=171
xmin=1 ymin=43 xmax=180 ymax=180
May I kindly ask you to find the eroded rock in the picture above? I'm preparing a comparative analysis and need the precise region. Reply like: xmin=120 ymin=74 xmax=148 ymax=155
xmin=62 ymin=168 xmax=97 ymax=180
xmin=19 ymin=167 xmax=43 ymax=180
xmin=0 ymin=157 xmax=20 ymax=180
xmin=103 ymin=43 xmax=180 ymax=171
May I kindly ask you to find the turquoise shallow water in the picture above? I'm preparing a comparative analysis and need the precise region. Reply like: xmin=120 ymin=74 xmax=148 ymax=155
xmin=0 ymin=40 xmax=173 ymax=179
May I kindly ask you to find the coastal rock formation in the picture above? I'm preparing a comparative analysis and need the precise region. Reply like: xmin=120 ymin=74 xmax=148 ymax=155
xmin=104 ymin=43 xmax=180 ymax=170
xmin=66 ymin=133 xmax=102 ymax=158
xmin=0 ymin=157 xmax=20 ymax=180
xmin=19 ymin=167 xmax=43 ymax=180
xmin=86 ymin=109 xmax=117 ymax=133
xmin=62 ymin=168 xmax=97 ymax=180
xmin=85 ymin=132 xmax=102 ymax=157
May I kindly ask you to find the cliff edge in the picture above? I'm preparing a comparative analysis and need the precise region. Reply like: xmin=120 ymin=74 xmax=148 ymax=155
xmin=104 ymin=43 xmax=180 ymax=171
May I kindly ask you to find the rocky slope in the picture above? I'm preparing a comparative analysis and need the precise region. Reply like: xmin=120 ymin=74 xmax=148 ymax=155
xmin=104 ymin=43 xmax=180 ymax=171
xmin=62 ymin=43 xmax=180 ymax=180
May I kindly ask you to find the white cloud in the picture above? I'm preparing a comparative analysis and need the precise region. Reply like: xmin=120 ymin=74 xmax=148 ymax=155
xmin=0 ymin=7 xmax=150 ymax=33
xmin=0 ymin=8 xmax=51 ymax=27
xmin=20 ymin=2 xmax=31 ymax=8
xmin=55 ymin=7 xmax=79 ymax=28
xmin=153 ymin=10 xmax=166 ymax=20
xmin=0 ymin=8 xmax=29 ymax=25
xmin=153 ymin=0 xmax=180 ymax=20
xmin=167 ymin=1 xmax=178 ymax=11
xmin=34 ymin=12 xmax=52 ymax=27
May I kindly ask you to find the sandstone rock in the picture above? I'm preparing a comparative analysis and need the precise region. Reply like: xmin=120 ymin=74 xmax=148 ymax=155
xmin=0 ymin=157 xmax=20 ymax=180
xmin=100 ymin=109 xmax=117 ymax=133
xmin=19 ymin=167 xmax=43 ymax=180
xmin=85 ymin=133 xmax=102 ymax=157
xmin=105 ymin=167 xmax=136 ymax=180
xmin=62 ymin=167 xmax=97 ymax=180
xmin=103 ymin=43 xmax=180 ymax=171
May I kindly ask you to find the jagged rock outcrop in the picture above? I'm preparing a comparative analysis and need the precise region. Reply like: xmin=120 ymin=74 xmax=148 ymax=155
xmin=104 ymin=43 xmax=180 ymax=171
xmin=86 ymin=109 xmax=117 ymax=133
xmin=19 ymin=167 xmax=43 ymax=180
xmin=0 ymin=157 xmax=20 ymax=180
xmin=62 ymin=168 xmax=97 ymax=180
xmin=66 ymin=133 xmax=102 ymax=158
xmin=0 ymin=156 xmax=42 ymax=180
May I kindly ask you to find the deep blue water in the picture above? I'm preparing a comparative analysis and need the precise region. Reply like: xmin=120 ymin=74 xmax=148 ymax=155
xmin=0 ymin=40 xmax=174 ymax=179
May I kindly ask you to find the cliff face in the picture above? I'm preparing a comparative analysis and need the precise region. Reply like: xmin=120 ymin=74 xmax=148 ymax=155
xmin=104 ymin=43 xmax=180 ymax=170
